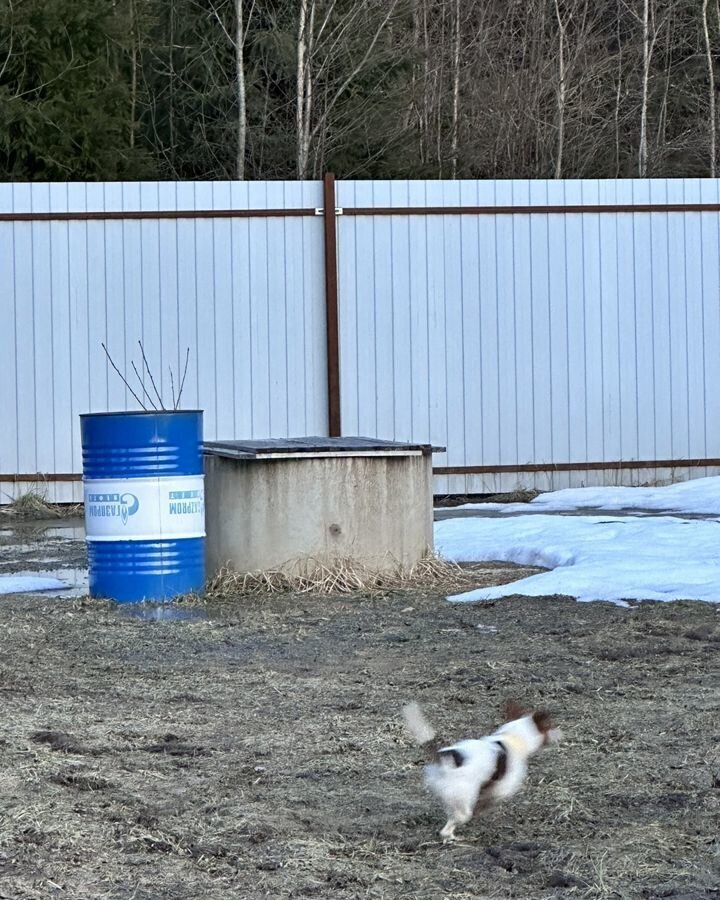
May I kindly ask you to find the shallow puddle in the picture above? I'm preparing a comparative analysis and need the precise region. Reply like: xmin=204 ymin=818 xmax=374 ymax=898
xmin=0 ymin=516 xmax=88 ymax=595
xmin=7 ymin=567 xmax=89 ymax=598
xmin=43 ymin=523 xmax=86 ymax=540
xmin=117 ymin=604 xmax=208 ymax=621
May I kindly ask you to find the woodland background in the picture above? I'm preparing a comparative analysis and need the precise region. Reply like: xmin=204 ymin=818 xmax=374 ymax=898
xmin=2 ymin=0 xmax=720 ymax=182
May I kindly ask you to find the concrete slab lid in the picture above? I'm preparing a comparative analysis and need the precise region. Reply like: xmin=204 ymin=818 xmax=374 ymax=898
xmin=203 ymin=436 xmax=446 ymax=460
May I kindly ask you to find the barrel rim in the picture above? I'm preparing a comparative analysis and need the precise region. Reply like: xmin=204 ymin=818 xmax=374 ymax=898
xmin=81 ymin=409 xmax=203 ymax=418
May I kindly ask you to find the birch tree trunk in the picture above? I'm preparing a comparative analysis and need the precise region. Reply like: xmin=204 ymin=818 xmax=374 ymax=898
xmin=450 ymin=0 xmax=461 ymax=179
xmin=553 ymin=0 xmax=566 ymax=179
xmin=296 ymin=0 xmax=317 ymax=179
xmin=639 ymin=0 xmax=650 ymax=176
xmin=703 ymin=0 xmax=716 ymax=177
xmin=296 ymin=0 xmax=310 ymax=178
xmin=235 ymin=0 xmax=246 ymax=180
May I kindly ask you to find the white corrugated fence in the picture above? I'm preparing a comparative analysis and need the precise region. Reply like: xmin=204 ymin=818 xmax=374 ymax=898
xmin=2 ymin=177 xmax=720 ymax=502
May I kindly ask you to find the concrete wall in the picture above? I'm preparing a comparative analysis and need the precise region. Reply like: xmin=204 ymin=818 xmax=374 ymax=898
xmin=204 ymin=453 xmax=433 ymax=576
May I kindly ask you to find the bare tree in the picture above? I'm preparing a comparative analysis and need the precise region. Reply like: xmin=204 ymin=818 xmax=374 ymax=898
xmin=703 ymin=0 xmax=716 ymax=176
xmin=209 ymin=0 xmax=254 ymax=180
xmin=554 ymin=0 xmax=568 ymax=178
xmin=296 ymin=0 xmax=314 ymax=179
xmin=450 ymin=0 xmax=461 ymax=178
xmin=294 ymin=0 xmax=401 ymax=179
xmin=639 ymin=0 xmax=650 ymax=175
xmin=234 ymin=0 xmax=247 ymax=179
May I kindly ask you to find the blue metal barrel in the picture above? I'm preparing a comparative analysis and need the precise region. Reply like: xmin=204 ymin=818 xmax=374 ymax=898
xmin=81 ymin=411 xmax=205 ymax=603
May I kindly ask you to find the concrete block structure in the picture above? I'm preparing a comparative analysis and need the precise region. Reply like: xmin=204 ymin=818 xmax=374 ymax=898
xmin=203 ymin=437 xmax=442 ymax=577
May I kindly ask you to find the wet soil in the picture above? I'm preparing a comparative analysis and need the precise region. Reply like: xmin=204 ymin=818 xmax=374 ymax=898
xmin=0 ymin=518 xmax=87 ymax=597
xmin=1 ymin=572 xmax=719 ymax=899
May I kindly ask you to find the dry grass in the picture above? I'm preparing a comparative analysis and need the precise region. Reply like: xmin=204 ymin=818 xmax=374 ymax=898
xmin=435 ymin=490 xmax=540 ymax=507
xmin=482 ymin=489 xmax=540 ymax=504
xmin=0 ymin=491 xmax=82 ymax=520
xmin=206 ymin=554 xmax=490 ymax=598
xmin=1 ymin=589 xmax=718 ymax=899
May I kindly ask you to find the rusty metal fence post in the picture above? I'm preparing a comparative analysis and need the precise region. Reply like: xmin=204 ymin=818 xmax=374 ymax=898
xmin=322 ymin=173 xmax=342 ymax=437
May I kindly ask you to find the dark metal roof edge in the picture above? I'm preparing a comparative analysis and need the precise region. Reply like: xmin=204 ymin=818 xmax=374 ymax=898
xmin=202 ymin=439 xmax=446 ymax=458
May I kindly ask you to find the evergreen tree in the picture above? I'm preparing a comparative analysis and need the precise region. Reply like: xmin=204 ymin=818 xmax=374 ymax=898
xmin=0 ymin=0 xmax=151 ymax=180
xmin=1 ymin=0 xmax=719 ymax=181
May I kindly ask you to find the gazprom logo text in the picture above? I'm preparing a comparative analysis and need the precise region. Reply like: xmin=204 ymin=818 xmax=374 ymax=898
xmin=87 ymin=492 xmax=140 ymax=525
xmin=168 ymin=489 xmax=204 ymax=516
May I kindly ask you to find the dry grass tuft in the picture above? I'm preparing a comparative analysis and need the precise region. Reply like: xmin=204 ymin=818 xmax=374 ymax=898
xmin=435 ymin=489 xmax=540 ymax=507
xmin=482 ymin=489 xmax=540 ymax=504
xmin=206 ymin=554 xmax=484 ymax=598
xmin=0 ymin=491 xmax=82 ymax=519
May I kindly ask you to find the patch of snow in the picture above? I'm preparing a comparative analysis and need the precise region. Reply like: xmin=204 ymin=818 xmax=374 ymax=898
xmin=0 ymin=574 xmax=70 ymax=595
xmin=435 ymin=514 xmax=720 ymax=605
xmin=449 ymin=475 xmax=720 ymax=517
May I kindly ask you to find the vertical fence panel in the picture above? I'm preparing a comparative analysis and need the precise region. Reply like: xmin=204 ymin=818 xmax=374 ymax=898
xmin=476 ymin=181 xmax=501 ymax=490
xmin=528 ymin=181 xmax=552 ymax=469
xmin=156 ymin=182 xmax=181 ymax=409
xmin=440 ymin=186 xmax=465 ymax=487
xmin=30 ymin=184 xmax=55 ymax=474
xmin=1 ymin=180 xmax=326 ymax=501
xmin=336 ymin=177 xmax=720 ymax=494
xmin=0 ymin=189 xmax=18 ymax=481
xmin=459 ymin=181 xmax=482 ymax=473
xmin=48 ymin=185 xmax=75 ymax=473
xmin=700 ymin=180 xmax=720 ymax=456
xmin=86 ymin=183 xmax=110 ymax=415
xmin=547 ymin=204 xmax=570 ymax=482
xmin=579 ymin=181 xmax=604 ymax=462
xmin=371 ymin=181 xmax=395 ymax=436
xmin=12 ymin=186 xmax=37 ymax=475
xmin=648 ymin=180 xmax=672 ymax=460
xmin=407 ymin=182 xmax=431 ymax=445
xmin=265 ymin=182 xmax=289 ymax=436
xmin=102 ymin=183 xmax=127 ymax=412
xmin=665 ymin=180 xmax=690 ymax=460
xmin=209 ymin=182 xmax=236 ymax=438
xmin=598 ymin=184 xmax=621 ymax=463
xmin=390 ymin=181 xmax=413 ymax=443
xmin=684 ymin=207 xmax=707 ymax=458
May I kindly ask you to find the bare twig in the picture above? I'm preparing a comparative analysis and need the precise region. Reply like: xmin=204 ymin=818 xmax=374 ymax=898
xmin=130 ymin=360 xmax=159 ymax=410
xmin=102 ymin=343 xmax=148 ymax=410
xmin=138 ymin=341 xmax=166 ymax=410
xmin=175 ymin=347 xmax=191 ymax=410
xmin=307 ymin=0 xmax=400 ymax=147
xmin=0 ymin=0 xmax=14 ymax=84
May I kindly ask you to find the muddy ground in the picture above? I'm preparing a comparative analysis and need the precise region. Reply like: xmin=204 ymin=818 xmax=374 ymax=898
xmin=1 ymin=526 xmax=719 ymax=899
